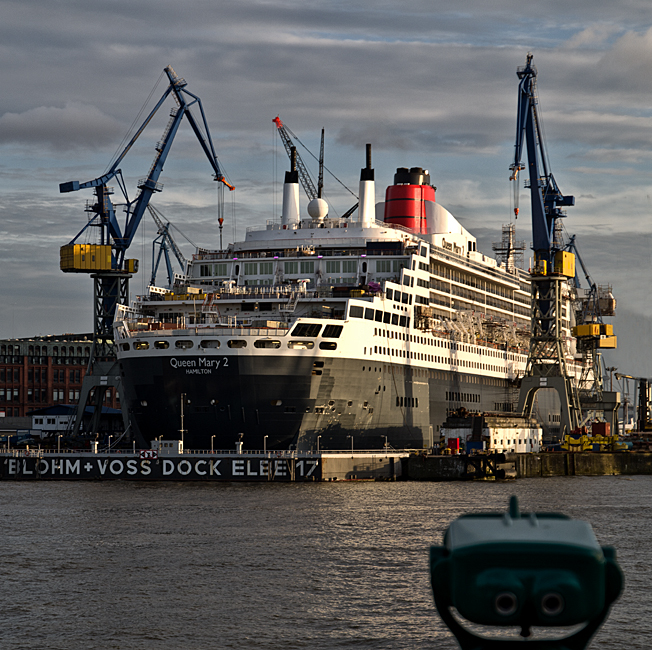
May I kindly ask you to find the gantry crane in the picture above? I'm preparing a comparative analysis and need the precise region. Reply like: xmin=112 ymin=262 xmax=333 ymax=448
xmin=60 ymin=65 xmax=233 ymax=441
xmin=510 ymin=53 xmax=581 ymax=438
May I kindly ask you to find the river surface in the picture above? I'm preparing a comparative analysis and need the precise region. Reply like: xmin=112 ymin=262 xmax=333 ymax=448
xmin=0 ymin=476 xmax=649 ymax=649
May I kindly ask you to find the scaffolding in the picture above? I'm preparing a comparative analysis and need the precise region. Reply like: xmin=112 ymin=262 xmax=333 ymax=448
xmin=492 ymin=224 xmax=526 ymax=274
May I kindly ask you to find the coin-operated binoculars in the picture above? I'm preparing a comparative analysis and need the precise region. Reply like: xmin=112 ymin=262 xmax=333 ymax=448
xmin=430 ymin=496 xmax=623 ymax=649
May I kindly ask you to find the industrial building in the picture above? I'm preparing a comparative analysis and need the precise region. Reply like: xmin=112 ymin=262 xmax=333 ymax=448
xmin=0 ymin=334 xmax=120 ymax=420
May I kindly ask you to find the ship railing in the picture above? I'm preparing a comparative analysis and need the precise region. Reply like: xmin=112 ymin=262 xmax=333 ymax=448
xmin=1 ymin=448 xmax=409 ymax=456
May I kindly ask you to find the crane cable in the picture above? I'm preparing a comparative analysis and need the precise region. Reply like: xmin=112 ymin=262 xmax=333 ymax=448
xmin=104 ymin=71 xmax=166 ymax=174
xmin=283 ymin=125 xmax=357 ymax=199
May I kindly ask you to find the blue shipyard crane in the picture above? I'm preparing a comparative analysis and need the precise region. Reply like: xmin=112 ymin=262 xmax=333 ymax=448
xmin=509 ymin=53 xmax=575 ymax=270
xmin=61 ymin=65 xmax=233 ymax=273
xmin=59 ymin=66 xmax=233 ymax=441
xmin=148 ymin=205 xmax=190 ymax=288
xmin=511 ymin=53 xmax=582 ymax=437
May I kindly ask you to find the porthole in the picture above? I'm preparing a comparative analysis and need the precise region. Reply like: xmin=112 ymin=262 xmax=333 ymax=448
xmin=120 ymin=343 xmax=130 ymax=351
xmin=227 ymin=340 xmax=247 ymax=349
xmin=175 ymin=340 xmax=194 ymax=349
xmin=134 ymin=342 xmax=149 ymax=350
xmin=154 ymin=340 xmax=170 ymax=349
xmin=200 ymin=340 xmax=220 ymax=349
xmin=319 ymin=341 xmax=337 ymax=351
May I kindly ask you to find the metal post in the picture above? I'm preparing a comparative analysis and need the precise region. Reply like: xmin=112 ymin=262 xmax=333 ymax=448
xmin=179 ymin=392 xmax=187 ymax=449
xmin=317 ymin=435 xmax=321 ymax=453
xmin=211 ymin=435 xmax=215 ymax=453
xmin=57 ymin=435 xmax=61 ymax=454
xmin=264 ymin=435 xmax=268 ymax=454
xmin=348 ymin=434 xmax=353 ymax=456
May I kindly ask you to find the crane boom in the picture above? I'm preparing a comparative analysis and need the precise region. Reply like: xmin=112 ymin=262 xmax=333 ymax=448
xmin=61 ymin=65 xmax=233 ymax=270
xmin=510 ymin=53 xmax=574 ymax=265
xmin=273 ymin=116 xmax=318 ymax=200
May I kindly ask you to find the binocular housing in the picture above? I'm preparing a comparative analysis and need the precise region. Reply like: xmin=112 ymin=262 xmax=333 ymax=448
xmin=430 ymin=497 xmax=623 ymax=646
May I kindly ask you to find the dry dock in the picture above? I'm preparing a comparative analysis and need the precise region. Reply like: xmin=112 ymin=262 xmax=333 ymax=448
xmin=0 ymin=450 xmax=407 ymax=482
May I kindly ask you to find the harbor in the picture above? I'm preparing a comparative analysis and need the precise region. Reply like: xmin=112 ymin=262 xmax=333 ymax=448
xmin=0 ymin=57 xmax=647 ymax=481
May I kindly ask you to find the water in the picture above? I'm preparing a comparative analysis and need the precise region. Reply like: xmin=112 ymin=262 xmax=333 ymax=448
xmin=1 ymin=476 xmax=650 ymax=649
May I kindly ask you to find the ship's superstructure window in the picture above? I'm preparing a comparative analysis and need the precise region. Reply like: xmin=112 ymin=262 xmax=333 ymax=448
xmin=319 ymin=342 xmax=337 ymax=350
xmin=228 ymin=340 xmax=247 ymax=348
xmin=200 ymin=340 xmax=220 ymax=348
xmin=175 ymin=340 xmax=194 ymax=349
xmin=134 ymin=342 xmax=149 ymax=350
xmin=342 ymin=261 xmax=356 ymax=273
xmin=365 ymin=308 xmax=374 ymax=320
xmin=300 ymin=261 xmax=314 ymax=274
xmin=244 ymin=262 xmax=257 ymax=275
xmin=254 ymin=339 xmax=281 ymax=349
xmin=288 ymin=341 xmax=314 ymax=349
xmin=260 ymin=262 xmax=273 ymax=275
xmin=121 ymin=343 xmax=130 ymax=351
xmin=291 ymin=323 xmax=322 ymax=337
xmin=349 ymin=306 xmax=363 ymax=319
xmin=376 ymin=260 xmax=391 ymax=273
xmin=284 ymin=261 xmax=298 ymax=274
xmin=322 ymin=325 xmax=343 ymax=338
xmin=386 ymin=288 xmax=393 ymax=299
xmin=326 ymin=260 xmax=340 ymax=274
xmin=154 ymin=340 xmax=170 ymax=349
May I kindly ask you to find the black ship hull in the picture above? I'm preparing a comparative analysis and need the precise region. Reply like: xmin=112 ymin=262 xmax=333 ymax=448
xmin=119 ymin=353 xmax=519 ymax=451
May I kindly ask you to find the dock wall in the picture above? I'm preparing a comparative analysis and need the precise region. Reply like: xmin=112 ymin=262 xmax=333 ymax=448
xmin=515 ymin=452 xmax=652 ymax=478
xmin=0 ymin=451 xmax=407 ymax=482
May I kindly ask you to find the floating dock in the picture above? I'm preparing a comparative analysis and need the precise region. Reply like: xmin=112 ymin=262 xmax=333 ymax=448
xmin=0 ymin=449 xmax=407 ymax=482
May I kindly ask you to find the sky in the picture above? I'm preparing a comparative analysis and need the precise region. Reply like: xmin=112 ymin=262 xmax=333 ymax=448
xmin=1 ymin=0 xmax=652 ymax=380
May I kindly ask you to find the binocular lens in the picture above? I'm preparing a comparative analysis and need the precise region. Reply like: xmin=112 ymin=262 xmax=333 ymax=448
xmin=494 ymin=592 xmax=518 ymax=616
xmin=541 ymin=592 xmax=564 ymax=616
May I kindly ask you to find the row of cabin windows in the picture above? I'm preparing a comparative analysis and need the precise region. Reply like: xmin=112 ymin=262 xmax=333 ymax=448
xmin=200 ymin=258 xmax=408 ymax=279
xmin=123 ymin=339 xmax=338 ymax=352
xmin=349 ymin=306 xmax=409 ymax=328
xmin=385 ymin=288 xmax=413 ymax=305
xmin=446 ymin=391 xmax=480 ymax=403
xmin=396 ymin=396 xmax=419 ymax=408
xmin=376 ymin=260 xmax=407 ymax=273
xmin=123 ymin=324 xmax=343 ymax=352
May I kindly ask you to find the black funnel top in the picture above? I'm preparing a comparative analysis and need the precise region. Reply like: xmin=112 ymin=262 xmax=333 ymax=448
xmin=394 ymin=167 xmax=430 ymax=186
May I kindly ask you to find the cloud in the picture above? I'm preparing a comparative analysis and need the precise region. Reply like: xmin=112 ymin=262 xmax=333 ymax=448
xmin=0 ymin=102 xmax=123 ymax=150
xmin=564 ymin=24 xmax=622 ymax=49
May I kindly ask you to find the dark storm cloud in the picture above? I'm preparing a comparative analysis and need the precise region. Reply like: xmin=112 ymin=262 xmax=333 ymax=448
xmin=0 ymin=103 xmax=123 ymax=150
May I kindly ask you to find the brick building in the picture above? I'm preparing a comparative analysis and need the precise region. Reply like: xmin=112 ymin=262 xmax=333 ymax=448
xmin=0 ymin=334 xmax=120 ymax=418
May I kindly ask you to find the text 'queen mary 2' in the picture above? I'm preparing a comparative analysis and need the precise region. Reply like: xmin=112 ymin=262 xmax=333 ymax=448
xmin=115 ymin=148 xmax=579 ymax=451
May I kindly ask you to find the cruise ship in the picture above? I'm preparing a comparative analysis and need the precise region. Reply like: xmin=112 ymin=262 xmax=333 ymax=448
xmin=114 ymin=149 xmax=579 ymax=451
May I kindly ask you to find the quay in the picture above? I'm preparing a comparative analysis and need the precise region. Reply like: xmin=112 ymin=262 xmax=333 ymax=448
xmin=405 ymin=451 xmax=652 ymax=480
